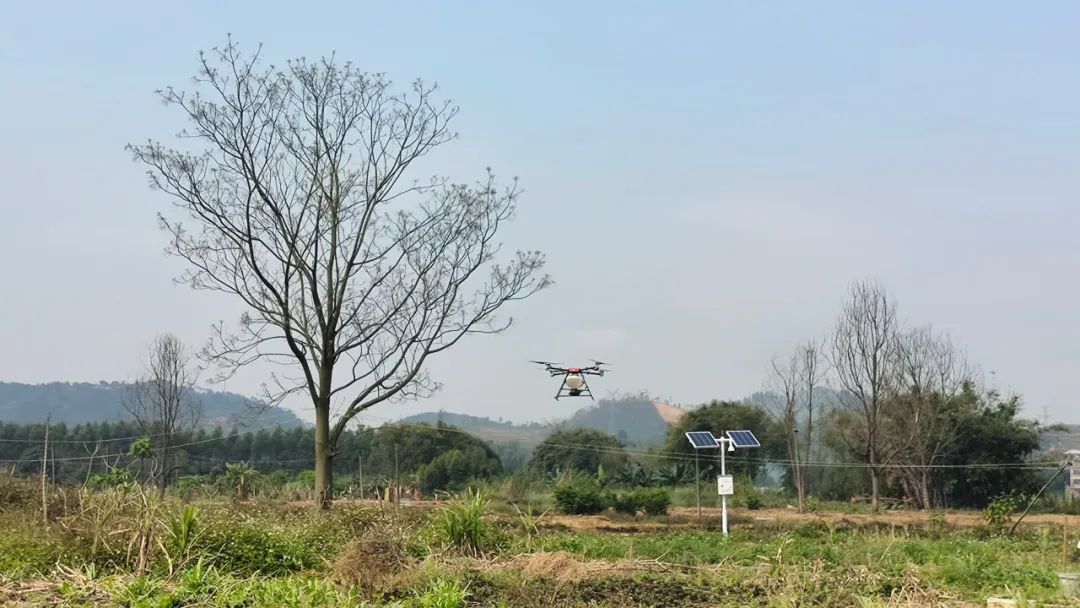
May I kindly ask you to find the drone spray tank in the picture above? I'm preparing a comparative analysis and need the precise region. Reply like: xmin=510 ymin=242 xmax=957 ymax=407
xmin=565 ymin=373 xmax=585 ymax=395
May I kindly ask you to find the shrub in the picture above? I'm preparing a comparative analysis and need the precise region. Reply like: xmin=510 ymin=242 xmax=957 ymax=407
xmin=417 ymin=577 xmax=469 ymax=608
xmin=198 ymin=516 xmax=325 ymax=575
xmin=984 ymin=493 xmax=1023 ymax=530
xmin=0 ymin=516 xmax=68 ymax=576
xmin=553 ymin=477 xmax=608 ymax=515
xmin=613 ymin=488 xmax=671 ymax=516
xmin=0 ymin=474 xmax=35 ymax=512
xmin=633 ymin=488 xmax=671 ymax=516
xmin=743 ymin=493 xmax=763 ymax=510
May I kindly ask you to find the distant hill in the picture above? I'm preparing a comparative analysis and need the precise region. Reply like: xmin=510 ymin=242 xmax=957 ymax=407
xmin=561 ymin=397 xmax=686 ymax=445
xmin=397 ymin=411 xmax=551 ymax=445
xmin=400 ymin=395 xmax=687 ymax=447
xmin=0 ymin=381 xmax=306 ymax=429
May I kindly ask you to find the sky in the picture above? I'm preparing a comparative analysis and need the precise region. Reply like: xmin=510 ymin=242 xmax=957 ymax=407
xmin=1 ymin=2 xmax=1078 ymax=425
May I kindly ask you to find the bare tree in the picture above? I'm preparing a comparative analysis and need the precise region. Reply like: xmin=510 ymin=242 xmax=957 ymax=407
xmin=769 ymin=339 xmax=828 ymax=511
xmin=129 ymin=40 xmax=549 ymax=508
xmin=797 ymin=340 xmax=827 ymax=495
xmin=887 ymin=326 xmax=972 ymax=509
xmin=770 ymin=350 xmax=805 ymax=510
xmin=830 ymin=280 xmax=902 ymax=512
xmin=125 ymin=334 xmax=201 ymax=496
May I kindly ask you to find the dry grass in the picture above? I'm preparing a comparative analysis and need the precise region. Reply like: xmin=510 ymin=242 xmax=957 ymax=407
xmin=486 ymin=550 xmax=670 ymax=583
xmin=329 ymin=520 xmax=416 ymax=594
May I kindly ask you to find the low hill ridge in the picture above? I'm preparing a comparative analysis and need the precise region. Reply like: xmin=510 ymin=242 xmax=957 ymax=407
xmin=0 ymin=381 xmax=305 ymax=429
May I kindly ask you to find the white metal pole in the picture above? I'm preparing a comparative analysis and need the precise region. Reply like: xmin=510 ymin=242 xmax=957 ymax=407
xmin=720 ymin=438 xmax=728 ymax=537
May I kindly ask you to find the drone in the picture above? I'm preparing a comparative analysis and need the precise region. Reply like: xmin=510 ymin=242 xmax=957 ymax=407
xmin=532 ymin=360 xmax=609 ymax=400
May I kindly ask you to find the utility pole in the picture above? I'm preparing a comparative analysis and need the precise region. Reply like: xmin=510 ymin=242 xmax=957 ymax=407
xmin=41 ymin=416 xmax=50 ymax=523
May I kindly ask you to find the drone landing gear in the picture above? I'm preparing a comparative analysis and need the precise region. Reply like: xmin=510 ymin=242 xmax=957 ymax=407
xmin=555 ymin=378 xmax=594 ymax=400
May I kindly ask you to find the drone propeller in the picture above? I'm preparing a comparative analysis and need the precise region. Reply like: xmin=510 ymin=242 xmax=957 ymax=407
xmin=590 ymin=360 xmax=611 ymax=367
xmin=531 ymin=360 xmax=557 ymax=366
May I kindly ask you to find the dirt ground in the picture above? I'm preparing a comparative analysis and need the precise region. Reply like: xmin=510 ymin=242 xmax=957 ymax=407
xmin=291 ymin=497 xmax=1075 ymax=533
xmin=542 ymin=506 xmax=1077 ymax=532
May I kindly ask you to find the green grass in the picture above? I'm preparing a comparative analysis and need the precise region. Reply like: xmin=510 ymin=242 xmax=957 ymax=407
xmin=2 ymin=484 xmax=1079 ymax=607
xmin=522 ymin=525 xmax=1069 ymax=600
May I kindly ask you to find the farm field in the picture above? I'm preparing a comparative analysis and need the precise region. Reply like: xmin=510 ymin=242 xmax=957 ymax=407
xmin=2 ymin=481 xmax=1079 ymax=608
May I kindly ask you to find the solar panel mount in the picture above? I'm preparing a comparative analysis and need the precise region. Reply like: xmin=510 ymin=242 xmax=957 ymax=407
xmin=726 ymin=430 xmax=760 ymax=448
xmin=684 ymin=431 xmax=720 ymax=449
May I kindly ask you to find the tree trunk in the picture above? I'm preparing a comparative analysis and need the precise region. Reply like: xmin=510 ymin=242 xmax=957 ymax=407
xmin=314 ymin=397 xmax=333 ymax=509
xmin=869 ymin=451 xmax=881 ymax=513
xmin=158 ymin=442 xmax=169 ymax=499
xmin=791 ymin=432 xmax=805 ymax=512
xmin=919 ymin=469 xmax=932 ymax=510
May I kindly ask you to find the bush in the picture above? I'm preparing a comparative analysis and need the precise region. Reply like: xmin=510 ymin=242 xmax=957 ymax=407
xmin=743 ymin=493 xmax=763 ymax=510
xmin=613 ymin=488 xmax=671 ymax=516
xmin=553 ymin=477 xmax=608 ymax=515
xmin=0 ymin=474 xmax=35 ymax=512
xmin=417 ymin=577 xmax=469 ymax=608
xmin=418 ymin=447 xmax=502 ymax=495
xmin=196 ymin=509 xmax=339 ymax=575
xmin=984 ymin=493 xmax=1023 ymax=530
xmin=635 ymin=488 xmax=672 ymax=515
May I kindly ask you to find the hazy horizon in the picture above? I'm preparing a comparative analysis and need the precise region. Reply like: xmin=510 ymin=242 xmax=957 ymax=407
xmin=3 ymin=2 xmax=1079 ymax=426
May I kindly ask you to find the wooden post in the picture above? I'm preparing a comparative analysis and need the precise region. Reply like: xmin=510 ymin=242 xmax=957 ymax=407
xmin=1064 ymin=516 xmax=1070 ymax=571
xmin=695 ymin=452 xmax=701 ymax=521
xmin=41 ymin=416 xmax=50 ymax=523
xmin=394 ymin=445 xmax=400 ymax=506
xmin=358 ymin=453 xmax=364 ymax=500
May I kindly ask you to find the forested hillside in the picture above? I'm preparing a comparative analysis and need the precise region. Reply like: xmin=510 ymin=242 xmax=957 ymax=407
xmin=0 ymin=381 xmax=305 ymax=428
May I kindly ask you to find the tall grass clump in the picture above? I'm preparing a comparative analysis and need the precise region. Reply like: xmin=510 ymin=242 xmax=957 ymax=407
xmin=433 ymin=488 xmax=499 ymax=556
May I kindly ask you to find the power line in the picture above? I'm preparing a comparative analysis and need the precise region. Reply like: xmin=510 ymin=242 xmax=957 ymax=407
xmin=0 ymin=416 xmax=1066 ymax=472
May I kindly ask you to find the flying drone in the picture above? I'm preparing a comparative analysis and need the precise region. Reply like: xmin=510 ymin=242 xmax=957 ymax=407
xmin=532 ymin=360 xmax=609 ymax=400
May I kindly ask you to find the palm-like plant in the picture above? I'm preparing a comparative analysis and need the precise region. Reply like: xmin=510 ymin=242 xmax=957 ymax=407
xmin=223 ymin=462 xmax=260 ymax=500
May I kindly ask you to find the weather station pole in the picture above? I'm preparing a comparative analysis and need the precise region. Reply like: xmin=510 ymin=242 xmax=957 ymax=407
xmin=686 ymin=430 xmax=759 ymax=539
xmin=719 ymin=436 xmax=729 ymax=537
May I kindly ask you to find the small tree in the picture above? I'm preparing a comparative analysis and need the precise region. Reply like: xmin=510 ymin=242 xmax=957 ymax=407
xmin=223 ymin=462 xmax=260 ymax=500
xmin=528 ymin=429 xmax=628 ymax=477
xmin=125 ymin=334 xmax=201 ymax=496
xmin=130 ymin=40 xmax=548 ymax=508
xmin=666 ymin=401 xmax=781 ymax=480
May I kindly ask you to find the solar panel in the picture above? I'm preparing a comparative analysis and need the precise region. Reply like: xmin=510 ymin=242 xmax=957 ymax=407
xmin=726 ymin=430 xmax=760 ymax=448
xmin=685 ymin=431 xmax=719 ymax=449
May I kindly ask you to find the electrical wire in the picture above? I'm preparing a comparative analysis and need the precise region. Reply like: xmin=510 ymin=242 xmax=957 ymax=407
xmin=1 ymin=421 xmax=1064 ymax=471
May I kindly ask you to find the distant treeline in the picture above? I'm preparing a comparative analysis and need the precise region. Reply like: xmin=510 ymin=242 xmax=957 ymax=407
xmin=0 ymin=421 xmax=502 ymax=489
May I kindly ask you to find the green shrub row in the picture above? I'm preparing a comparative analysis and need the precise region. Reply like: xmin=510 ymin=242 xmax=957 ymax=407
xmin=553 ymin=478 xmax=670 ymax=516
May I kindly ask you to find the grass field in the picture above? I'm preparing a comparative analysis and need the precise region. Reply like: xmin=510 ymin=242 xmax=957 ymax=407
xmin=2 ymin=479 xmax=1079 ymax=607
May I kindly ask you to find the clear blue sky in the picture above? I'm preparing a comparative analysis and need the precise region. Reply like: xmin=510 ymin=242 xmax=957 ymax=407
xmin=2 ymin=2 xmax=1078 ymax=424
